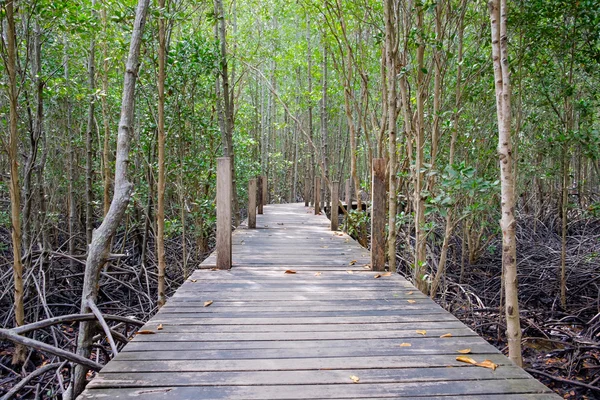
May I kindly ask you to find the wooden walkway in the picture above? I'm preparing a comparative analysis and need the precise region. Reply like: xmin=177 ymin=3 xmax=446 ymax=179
xmin=79 ymin=203 xmax=559 ymax=399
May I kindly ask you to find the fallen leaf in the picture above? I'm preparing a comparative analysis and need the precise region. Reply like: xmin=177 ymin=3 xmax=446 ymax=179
xmin=349 ymin=260 xmax=357 ymax=265
xmin=476 ymin=359 xmax=498 ymax=371
xmin=284 ymin=270 xmax=297 ymax=274
xmin=455 ymin=356 xmax=497 ymax=370
xmin=315 ymin=272 xmax=322 ymax=276
xmin=374 ymin=274 xmax=382 ymax=279
xmin=363 ymin=265 xmax=371 ymax=269
xmin=456 ymin=355 xmax=478 ymax=365
xmin=346 ymin=270 xmax=354 ymax=274
xmin=190 ymin=279 xmax=197 ymax=283
xmin=157 ymin=324 xmax=163 ymax=330
xmin=416 ymin=330 xmax=427 ymax=336
xmin=136 ymin=330 xmax=155 ymax=335
xmin=407 ymin=300 xmax=416 ymax=304
xmin=457 ymin=349 xmax=472 ymax=354
xmin=381 ymin=272 xmax=392 ymax=277
xmin=350 ymin=375 xmax=360 ymax=383
xmin=407 ymin=291 xmax=414 ymax=295
xmin=204 ymin=300 xmax=213 ymax=307
xmin=440 ymin=333 xmax=453 ymax=338
xmin=399 ymin=343 xmax=412 ymax=347
xmin=210 ymin=268 xmax=217 ymax=271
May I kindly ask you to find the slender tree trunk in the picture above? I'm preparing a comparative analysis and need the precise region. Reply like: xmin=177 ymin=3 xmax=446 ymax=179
xmin=85 ymin=0 xmax=97 ymax=245
xmin=321 ymin=45 xmax=329 ymax=207
xmin=489 ymin=0 xmax=522 ymax=367
xmin=73 ymin=1 xmax=150 ymax=394
xmin=156 ymin=0 xmax=167 ymax=308
xmin=4 ymin=0 xmax=26 ymax=366
xmin=306 ymin=17 xmax=315 ymax=204
xmin=101 ymin=2 xmax=111 ymax=216
xmin=64 ymin=36 xmax=77 ymax=270
xmin=384 ymin=0 xmax=398 ymax=270
xmin=214 ymin=0 xmax=240 ymax=225
xmin=414 ymin=4 xmax=427 ymax=293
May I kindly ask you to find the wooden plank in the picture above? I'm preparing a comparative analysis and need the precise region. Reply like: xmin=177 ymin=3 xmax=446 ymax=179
xmin=216 ymin=157 xmax=231 ymax=270
xmin=87 ymin=365 xmax=541 ymax=388
xmin=371 ymin=158 xmax=386 ymax=271
xmin=80 ymin=382 xmax=555 ymax=400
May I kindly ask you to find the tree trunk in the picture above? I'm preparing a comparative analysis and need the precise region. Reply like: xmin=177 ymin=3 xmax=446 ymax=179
xmin=73 ymin=1 xmax=150 ymax=394
xmin=214 ymin=0 xmax=240 ymax=226
xmin=85 ymin=0 xmax=97 ymax=245
xmin=4 ymin=0 xmax=26 ymax=366
xmin=414 ymin=4 xmax=428 ymax=294
xmin=489 ymin=0 xmax=522 ymax=367
xmin=156 ymin=0 xmax=167 ymax=309
xmin=384 ymin=0 xmax=398 ymax=270
xmin=101 ymin=1 xmax=111 ymax=216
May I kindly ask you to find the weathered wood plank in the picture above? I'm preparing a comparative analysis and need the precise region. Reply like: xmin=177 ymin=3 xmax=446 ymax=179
xmin=248 ymin=178 xmax=256 ymax=229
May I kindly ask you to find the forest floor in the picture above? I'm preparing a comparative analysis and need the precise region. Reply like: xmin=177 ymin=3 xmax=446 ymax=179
xmin=1 ymin=213 xmax=599 ymax=398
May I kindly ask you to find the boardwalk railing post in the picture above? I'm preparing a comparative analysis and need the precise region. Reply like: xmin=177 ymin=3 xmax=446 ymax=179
xmin=314 ymin=177 xmax=321 ymax=215
xmin=304 ymin=177 xmax=309 ymax=207
xmin=248 ymin=178 xmax=257 ymax=229
xmin=345 ymin=178 xmax=351 ymax=211
xmin=331 ymin=181 xmax=339 ymax=231
xmin=217 ymin=157 xmax=232 ymax=270
xmin=257 ymin=176 xmax=263 ymax=215
xmin=262 ymin=175 xmax=267 ymax=211
xmin=372 ymin=158 xmax=386 ymax=271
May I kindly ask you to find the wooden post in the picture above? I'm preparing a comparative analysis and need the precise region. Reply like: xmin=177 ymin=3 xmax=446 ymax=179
xmin=345 ymin=178 xmax=351 ymax=211
xmin=304 ymin=177 xmax=309 ymax=206
xmin=314 ymin=177 xmax=321 ymax=215
xmin=248 ymin=178 xmax=257 ymax=229
xmin=331 ymin=181 xmax=339 ymax=231
xmin=262 ymin=175 xmax=267 ymax=210
xmin=321 ymin=177 xmax=326 ymax=213
xmin=371 ymin=158 xmax=386 ymax=271
xmin=257 ymin=176 xmax=263 ymax=215
xmin=216 ymin=157 xmax=232 ymax=270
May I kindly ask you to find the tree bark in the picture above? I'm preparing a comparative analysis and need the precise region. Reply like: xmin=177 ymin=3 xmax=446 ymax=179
xmin=73 ymin=0 xmax=150 ymax=394
xmin=85 ymin=0 xmax=97 ymax=245
xmin=156 ymin=0 xmax=167 ymax=309
xmin=3 ymin=0 xmax=26 ymax=366
xmin=384 ymin=0 xmax=398 ymax=270
xmin=489 ymin=0 xmax=522 ymax=367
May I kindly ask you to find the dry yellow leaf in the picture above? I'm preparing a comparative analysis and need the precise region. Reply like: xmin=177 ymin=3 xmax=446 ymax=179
xmin=374 ymin=274 xmax=382 ymax=279
xmin=455 ymin=356 xmax=498 ymax=370
xmin=204 ymin=300 xmax=213 ymax=307
xmin=284 ymin=270 xmax=297 ymax=274
xmin=399 ymin=343 xmax=412 ymax=347
xmin=407 ymin=300 xmax=416 ymax=304
xmin=440 ymin=333 xmax=453 ymax=338
xmin=407 ymin=291 xmax=414 ymax=295
xmin=363 ymin=265 xmax=371 ymax=269
xmin=476 ymin=359 xmax=498 ymax=371
xmin=349 ymin=260 xmax=357 ymax=265
xmin=136 ymin=330 xmax=155 ymax=335
xmin=456 ymin=355 xmax=478 ymax=365
xmin=190 ymin=279 xmax=198 ymax=283
xmin=350 ymin=375 xmax=360 ymax=383
xmin=315 ymin=272 xmax=322 ymax=276
xmin=381 ymin=272 xmax=392 ymax=277
xmin=416 ymin=330 xmax=427 ymax=336
xmin=457 ymin=349 xmax=472 ymax=354
xmin=157 ymin=324 xmax=163 ymax=331
xmin=346 ymin=270 xmax=354 ymax=274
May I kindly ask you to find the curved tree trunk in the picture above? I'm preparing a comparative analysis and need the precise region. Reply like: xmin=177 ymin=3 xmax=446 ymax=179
xmin=73 ymin=0 xmax=150 ymax=395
